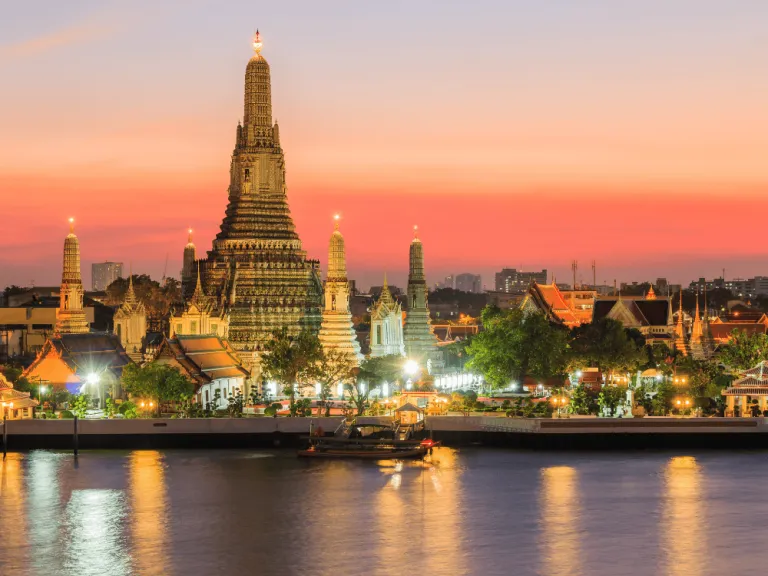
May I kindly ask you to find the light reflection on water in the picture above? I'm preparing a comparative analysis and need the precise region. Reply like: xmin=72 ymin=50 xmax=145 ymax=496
xmin=2 ymin=449 xmax=768 ymax=575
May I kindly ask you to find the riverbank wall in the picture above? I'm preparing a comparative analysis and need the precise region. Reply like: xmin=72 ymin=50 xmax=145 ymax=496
xmin=427 ymin=416 xmax=768 ymax=449
xmin=3 ymin=416 xmax=768 ymax=451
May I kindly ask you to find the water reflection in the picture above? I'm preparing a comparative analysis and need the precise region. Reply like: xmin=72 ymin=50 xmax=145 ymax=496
xmin=0 ymin=454 xmax=28 ymax=570
xmin=64 ymin=489 xmax=130 ymax=576
xmin=27 ymin=452 xmax=64 ymax=574
xmin=662 ymin=456 xmax=705 ymax=576
xmin=129 ymin=451 xmax=169 ymax=576
xmin=539 ymin=466 xmax=582 ymax=576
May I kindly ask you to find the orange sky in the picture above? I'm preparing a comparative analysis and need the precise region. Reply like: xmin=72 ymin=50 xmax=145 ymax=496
xmin=2 ymin=1 xmax=768 ymax=289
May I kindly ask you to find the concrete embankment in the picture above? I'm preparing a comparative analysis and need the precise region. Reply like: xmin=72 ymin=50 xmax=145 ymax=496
xmin=426 ymin=416 xmax=768 ymax=449
xmin=3 ymin=416 xmax=768 ymax=451
xmin=0 ymin=418 xmax=345 ymax=451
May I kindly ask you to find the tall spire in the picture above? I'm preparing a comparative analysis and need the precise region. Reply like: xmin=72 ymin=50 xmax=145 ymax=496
xmin=125 ymin=266 xmax=138 ymax=307
xmin=243 ymin=29 xmax=273 ymax=139
xmin=56 ymin=218 xmax=89 ymax=334
xmin=403 ymin=227 xmax=442 ymax=373
xmin=319 ymin=214 xmax=362 ymax=363
xmin=691 ymin=292 xmax=702 ymax=342
xmin=327 ymin=215 xmax=346 ymax=280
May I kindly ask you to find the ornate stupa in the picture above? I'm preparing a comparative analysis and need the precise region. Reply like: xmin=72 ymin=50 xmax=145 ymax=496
xmin=318 ymin=216 xmax=362 ymax=364
xmin=674 ymin=290 xmax=689 ymax=356
xmin=181 ymin=228 xmax=197 ymax=299
xmin=113 ymin=272 xmax=147 ymax=362
xmin=403 ymin=226 xmax=443 ymax=373
xmin=370 ymin=274 xmax=405 ymax=357
xmin=56 ymin=218 xmax=90 ymax=334
xmin=200 ymin=32 xmax=322 ymax=377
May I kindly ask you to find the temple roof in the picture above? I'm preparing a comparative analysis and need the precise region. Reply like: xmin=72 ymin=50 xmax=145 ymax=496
xmin=24 ymin=333 xmax=132 ymax=381
xmin=155 ymin=335 xmax=248 ymax=385
xmin=709 ymin=322 xmax=767 ymax=343
xmin=520 ymin=283 xmax=591 ymax=327
xmin=593 ymin=298 xmax=669 ymax=327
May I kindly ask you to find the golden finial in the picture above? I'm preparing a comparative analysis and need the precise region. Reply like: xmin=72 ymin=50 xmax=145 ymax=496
xmin=253 ymin=29 xmax=263 ymax=54
xmin=333 ymin=214 xmax=340 ymax=231
xmin=68 ymin=217 xmax=75 ymax=233
xmin=188 ymin=228 xmax=193 ymax=243
xmin=413 ymin=225 xmax=418 ymax=239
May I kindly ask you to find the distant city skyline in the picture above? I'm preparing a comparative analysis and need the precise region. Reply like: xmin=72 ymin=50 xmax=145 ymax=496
xmin=3 ymin=2 xmax=768 ymax=289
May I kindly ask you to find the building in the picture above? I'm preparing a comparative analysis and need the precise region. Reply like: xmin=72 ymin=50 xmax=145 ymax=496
xmin=0 ymin=373 xmax=38 ymax=419
xmin=0 ymin=305 xmax=96 ymax=359
xmin=112 ymin=275 xmax=147 ymax=362
xmin=91 ymin=262 xmax=123 ymax=291
xmin=592 ymin=294 xmax=674 ymax=348
xmin=170 ymin=267 xmax=229 ymax=340
xmin=403 ymin=228 xmax=443 ymax=373
xmin=455 ymin=273 xmax=482 ymax=293
xmin=198 ymin=32 xmax=323 ymax=386
xmin=22 ymin=333 xmax=133 ymax=407
xmin=370 ymin=276 xmax=405 ymax=358
xmin=56 ymin=219 xmax=90 ymax=335
xmin=519 ymin=283 xmax=594 ymax=327
xmin=723 ymin=361 xmax=768 ymax=417
xmin=153 ymin=335 xmax=249 ymax=409
xmin=318 ymin=217 xmax=363 ymax=364
xmin=494 ymin=268 xmax=548 ymax=293
xmin=486 ymin=291 xmax=526 ymax=310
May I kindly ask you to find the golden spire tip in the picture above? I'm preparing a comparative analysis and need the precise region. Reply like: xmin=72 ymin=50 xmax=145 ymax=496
xmin=253 ymin=29 xmax=263 ymax=53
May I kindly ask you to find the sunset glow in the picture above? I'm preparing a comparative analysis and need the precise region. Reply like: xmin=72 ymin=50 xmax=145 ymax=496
xmin=2 ymin=1 xmax=768 ymax=289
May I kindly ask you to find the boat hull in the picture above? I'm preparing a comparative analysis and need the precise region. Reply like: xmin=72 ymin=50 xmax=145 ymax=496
xmin=298 ymin=447 xmax=427 ymax=460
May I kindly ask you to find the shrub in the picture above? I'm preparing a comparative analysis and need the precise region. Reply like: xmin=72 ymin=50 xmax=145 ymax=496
xmin=59 ymin=410 xmax=74 ymax=419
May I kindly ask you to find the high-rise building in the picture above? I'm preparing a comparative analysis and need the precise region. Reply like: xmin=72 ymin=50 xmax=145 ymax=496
xmin=455 ymin=273 xmax=482 ymax=293
xmin=91 ymin=261 xmax=123 ymax=291
xmin=57 ymin=219 xmax=90 ymax=334
xmin=319 ymin=217 xmax=362 ymax=364
xmin=403 ymin=228 xmax=443 ymax=373
xmin=199 ymin=32 xmax=323 ymax=379
xmin=494 ymin=268 xmax=547 ymax=293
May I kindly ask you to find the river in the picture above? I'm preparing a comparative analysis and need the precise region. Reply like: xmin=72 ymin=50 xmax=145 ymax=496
xmin=0 ymin=447 xmax=764 ymax=575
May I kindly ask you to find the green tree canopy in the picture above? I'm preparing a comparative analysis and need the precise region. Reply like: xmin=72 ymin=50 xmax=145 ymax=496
xmin=569 ymin=317 xmax=645 ymax=374
xmin=717 ymin=328 xmax=768 ymax=371
xmin=466 ymin=307 xmax=569 ymax=391
xmin=261 ymin=327 xmax=323 ymax=415
xmin=121 ymin=362 xmax=195 ymax=415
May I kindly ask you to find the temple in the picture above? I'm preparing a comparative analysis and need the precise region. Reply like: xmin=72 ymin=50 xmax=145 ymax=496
xmin=318 ymin=216 xmax=363 ymax=363
xmin=592 ymin=291 xmax=674 ymax=347
xmin=55 ymin=218 xmax=90 ymax=334
xmin=403 ymin=227 xmax=442 ymax=373
xmin=112 ymin=273 xmax=147 ymax=362
xmin=370 ymin=275 xmax=405 ymax=357
xmin=170 ymin=265 xmax=229 ymax=339
xmin=198 ymin=32 xmax=323 ymax=382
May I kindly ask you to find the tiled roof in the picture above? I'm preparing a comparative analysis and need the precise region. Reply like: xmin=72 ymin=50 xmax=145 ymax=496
xmin=709 ymin=323 xmax=766 ymax=343
xmin=156 ymin=335 xmax=249 ymax=386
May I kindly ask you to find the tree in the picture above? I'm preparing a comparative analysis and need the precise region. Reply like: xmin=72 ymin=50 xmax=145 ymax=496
xmin=718 ymin=329 xmax=768 ymax=371
xmin=569 ymin=318 xmax=645 ymax=376
xmin=597 ymin=386 xmax=626 ymax=416
xmin=121 ymin=362 xmax=195 ymax=416
xmin=71 ymin=394 xmax=90 ymax=419
xmin=261 ymin=327 xmax=323 ymax=416
xmin=569 ymin=384 xmax=599 ymax=415
xmin=467 ymin=307 xmax=569 ymax=391
xmin=315 ymin=349 xmax=356 ymax=416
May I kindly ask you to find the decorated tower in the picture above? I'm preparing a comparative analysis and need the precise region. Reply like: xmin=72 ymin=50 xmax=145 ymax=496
xmin=113 ymin=273 xmax=147 ymax=362
xmin=56 ymin=218 xmax=90 ymax=334
xmin=674 ymin=290 xmax=689 ymax=356
xmin=403 ymin=226 xmax=443 ymax=373
xmin=201 ymin=32 xmax=323 ymax=378
xmin=181 ymin=228 xmax=196 ymax=299
xmin=318 ymin=216 xmax=362 ymax=364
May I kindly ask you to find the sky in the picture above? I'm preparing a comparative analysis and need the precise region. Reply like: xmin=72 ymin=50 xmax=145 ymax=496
xmin=2 ymin=0 xmax=768 ymax=291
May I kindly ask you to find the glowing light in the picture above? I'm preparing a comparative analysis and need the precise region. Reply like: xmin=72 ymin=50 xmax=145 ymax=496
xmin=252 ymin=30 xmax=263 ymax=53
xmin=86 ymin=373 xmax=99 ymax=386
xmin=404 ymin=360 xmax=419 ymax=376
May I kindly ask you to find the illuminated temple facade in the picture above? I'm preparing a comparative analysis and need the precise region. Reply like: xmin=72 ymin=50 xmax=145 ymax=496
xmin=196 ymin=33 xmax=323 ymax=380
xmin=56 ymin=219 xmax=90 ymax=334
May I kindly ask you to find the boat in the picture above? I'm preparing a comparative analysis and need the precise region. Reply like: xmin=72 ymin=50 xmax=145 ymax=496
xmin=298 ymin=444 xmax=428 ymax=459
